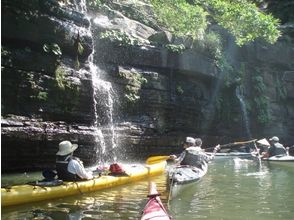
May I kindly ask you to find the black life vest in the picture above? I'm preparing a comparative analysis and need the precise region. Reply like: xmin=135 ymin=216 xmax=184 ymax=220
xmin=180 ymin=150 xmax=206 ymax=168
xmin=56 ymin=155 xmax=82 ymax=181
xmin=269 ymin=143 xmax=287 ymax=157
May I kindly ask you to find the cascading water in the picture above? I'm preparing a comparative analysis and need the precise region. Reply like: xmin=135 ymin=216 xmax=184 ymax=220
xmin=74 ymin=0 xmax=117 ymax=164
xmin=236 ymin=86 xmax=252 ymax=139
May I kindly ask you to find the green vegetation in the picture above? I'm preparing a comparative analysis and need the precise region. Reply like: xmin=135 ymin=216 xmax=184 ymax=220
xmin=250 ymin=73 xmax=272 ymax=124
xmin=119 ymin=70 xmax=147 ymax=103
xmin=43 ymin=43 xmax=62 ymax=56
xmin=54 ymin=66 xmax=80 ymax=113
xmin=99 ymin=30 xmax=142 ymax=46
xmin=275 ymin=75 xmax=287 ymax=100
xmin=193 ymin=32 xmax=222 ymax=58
xmin=87 ymin=0 xmax=104 ymax=10
xmin=176 ymin=85 xmax=184 ymax=95
xmin=150 ymin=0 xmax=280 ymax=46
xmin=165 ymin=44 xmax=186 ymax=53
xmin=37 ymin=91 xmax=48 ymax=101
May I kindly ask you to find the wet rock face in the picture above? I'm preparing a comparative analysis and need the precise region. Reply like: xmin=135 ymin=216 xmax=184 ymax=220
xmin=1 ymin=116 xmax=100 ymax=172
xmin=1 ymin=0 xmax=98 ymax=172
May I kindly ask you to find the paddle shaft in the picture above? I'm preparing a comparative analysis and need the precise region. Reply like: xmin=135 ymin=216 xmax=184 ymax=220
xmin=206 ymin=139 xmax=257 ymax=151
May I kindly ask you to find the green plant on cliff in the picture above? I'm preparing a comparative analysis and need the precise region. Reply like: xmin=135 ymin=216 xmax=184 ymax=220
xmin=54 ymin=66 xmax=80 ymax=113
xmin=26 ymin=73 xmax=48 ymax=102
xmin=176 ymin=85 xmax=184 ymax=95
xmin=193 ymin=31 xmax=222 ymax=58
xmin=87 ymin=0 xmax=106 ymax=10
xmin=119 ymin=70 xmax=147 ymax=103
xmin=275 ymin=75 xmax=287 ymax=101
xmin=250 ymin=73 xmax=271 ymax=124
xmin=150 ymin=0 xmax=280 ymax=46
xmin=215 ymin=61 xmax=246 ymax=124
xmin=43 ymin=43 xmax=62 ymax=56
xmin=165 ymin=44 xmax=186 ymax=53
xmin=99 ymin=30 xmax=143 ymax=47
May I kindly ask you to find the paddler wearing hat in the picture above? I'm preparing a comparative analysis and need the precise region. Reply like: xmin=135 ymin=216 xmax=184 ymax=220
xmin=56 ymin=141 xmax=93 ymax=181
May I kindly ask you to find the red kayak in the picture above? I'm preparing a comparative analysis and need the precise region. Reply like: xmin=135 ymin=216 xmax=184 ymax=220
xmin=141 ymin=182 xmax=171 ymax=220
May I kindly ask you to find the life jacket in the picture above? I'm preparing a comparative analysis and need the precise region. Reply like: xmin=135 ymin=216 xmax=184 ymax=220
xmin=269 ymin=143 xmax=287 ymax=157
xmin=56 ymin=155 xmax=82 ymax=181
xmin=180 ymin=147 xmax=208 ymax=168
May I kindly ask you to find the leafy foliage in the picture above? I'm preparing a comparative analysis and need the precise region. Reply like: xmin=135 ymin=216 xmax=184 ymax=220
xmin=119 ymin=70 xmax=147 ymax=103
xmin=165 ymin=44 xmax=186 ymax=53
xmin=250 ymin=74 xmax=272 ymax=124
xmin=54 ymin=66 xmax=80 ymax=113
xmin=99 ymin=30 xmax=142 ymax=46
xmin=151 ymin=0 xmax=208 ymax=39
xmin=151 ymin=0 xmax=281 ymax=46
xmin=43 ymin=43 xmax=62 ymax=56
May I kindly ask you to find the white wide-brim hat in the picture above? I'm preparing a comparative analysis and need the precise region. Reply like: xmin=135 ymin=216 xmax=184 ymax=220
xmin=56 ymin=140 xmax=78 ymax=156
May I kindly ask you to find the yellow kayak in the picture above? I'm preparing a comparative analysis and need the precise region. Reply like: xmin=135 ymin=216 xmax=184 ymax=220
xmin=1 ymin=161 xmax=166 ymax=207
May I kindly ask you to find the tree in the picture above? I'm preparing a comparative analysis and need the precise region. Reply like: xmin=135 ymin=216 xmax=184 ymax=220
xmin=150 ymin=0 xmax=281 ymax=46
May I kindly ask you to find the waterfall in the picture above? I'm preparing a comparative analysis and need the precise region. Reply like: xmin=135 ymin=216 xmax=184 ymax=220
xmin=236 ymin=87 xmax=252 ymax=139
xmin=75 ymin=0 xmax=117 ymax=163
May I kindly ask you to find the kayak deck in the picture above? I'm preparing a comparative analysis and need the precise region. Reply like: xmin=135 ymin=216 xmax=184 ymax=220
xmin=263 ymin=155 xmax=294 ymax=168
xmin=141 ymin=182 xmax=170 ymax=220
xmin=1 ymin=161 xmax=166 ymax=207
xmin=167 ymin=163 xmax=208 ymax=199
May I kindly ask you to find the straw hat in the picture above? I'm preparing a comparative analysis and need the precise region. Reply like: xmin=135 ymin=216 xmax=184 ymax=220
xmin=56 ymin=141 xmax=78 ymax=156
xmin=257 ymin=138 xmax=270 ymax=146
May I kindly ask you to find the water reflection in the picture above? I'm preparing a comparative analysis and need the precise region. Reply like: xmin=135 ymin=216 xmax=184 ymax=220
xmin=2 ymin=161 xmax=294 ymax=220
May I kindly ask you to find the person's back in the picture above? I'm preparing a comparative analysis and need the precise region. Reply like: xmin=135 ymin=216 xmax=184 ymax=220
xmin=56 ymin=141 xmax=93 ymax=181
xmin=269 ymin=142 xmax=287 ymax=157
xmin=268 ymin=136 xmax=287 ymax=157
xmin=56 ymin=155 xmax=82 ymax=181
xmin=180 ymin=147 xmax=210 ymax=168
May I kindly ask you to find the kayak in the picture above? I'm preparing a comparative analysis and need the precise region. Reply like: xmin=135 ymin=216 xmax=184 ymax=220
xmin=1 ymin=160 xmax=166 ymax=207
xmin=206 ymin=152 xmax=253 ymax=159
xmin=141 ymin=182 xmax=171 ymax=220
xmin=167 ymin=162 xmax=208 ymax=198
xmin=263 ymin=155 xmax=294 ymax=168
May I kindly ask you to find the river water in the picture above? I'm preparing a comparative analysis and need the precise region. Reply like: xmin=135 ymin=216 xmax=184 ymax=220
xmin=2 ymin=159 xmax=294 ymax=220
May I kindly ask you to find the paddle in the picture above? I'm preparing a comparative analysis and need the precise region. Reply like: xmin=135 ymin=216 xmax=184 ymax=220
xmin=146 ymin=156 xmax=171 ymax=165
xmin=205 ymin=139 xmax=257 ymax=151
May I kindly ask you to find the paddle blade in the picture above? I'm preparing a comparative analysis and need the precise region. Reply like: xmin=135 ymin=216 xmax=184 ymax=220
xmin=146 ymin=156 xmax=170 ymax=165
xmin=257 ymin=138 xmax=270 ymax=146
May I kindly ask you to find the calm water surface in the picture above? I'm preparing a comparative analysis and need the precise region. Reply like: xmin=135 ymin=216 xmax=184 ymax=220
xmin=2 ymin=159 xmax=294 ymax=219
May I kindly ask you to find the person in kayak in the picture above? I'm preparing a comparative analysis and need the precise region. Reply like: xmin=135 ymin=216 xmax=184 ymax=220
xmin=56 ymin=140 xmax=93 ymax=181
xmin=262 ymin=136 xmax=287 ymax=158
xmin=170 ymin=137 xmax=218 ymax=169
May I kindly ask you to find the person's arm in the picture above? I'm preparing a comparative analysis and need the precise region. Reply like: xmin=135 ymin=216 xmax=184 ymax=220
xmin=170 ymin=151 xmax=185 ymax=163
xmin=68 ymin=159 xmax=93 ymax=180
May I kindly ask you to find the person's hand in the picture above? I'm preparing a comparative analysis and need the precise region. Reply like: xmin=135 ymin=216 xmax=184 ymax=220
xmin=169 ymin=155 xmax=177 ymax=160
xmin=214 ymin=144 xmax=220 ymax=151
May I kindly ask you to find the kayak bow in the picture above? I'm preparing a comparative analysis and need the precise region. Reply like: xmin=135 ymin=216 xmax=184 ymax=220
xmin=141 ymin=182 xmax=171 ymax=220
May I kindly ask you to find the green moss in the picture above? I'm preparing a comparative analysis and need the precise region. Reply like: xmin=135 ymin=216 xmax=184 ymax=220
xmin=99 ymin=30 xmax=144 ymax=47
xmin=165 ymin=44 xmax=186 ymax=53
xmin=176 ymin=85 xmax=184 ymax=95
xmin=37 ymin=91 xmax=48 ymax=101
xmin=250 ymin=71 xmax=272 ymax=124
xmin=53 ymin=66 xmax=80 ymax=113
xmin=119 ymin=70 xmax=147 ymax=103
xmin=43 ymin=43 xmax=62 ymax=56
